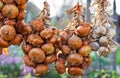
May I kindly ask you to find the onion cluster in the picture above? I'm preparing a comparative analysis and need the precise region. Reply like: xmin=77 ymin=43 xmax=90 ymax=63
xmin=0 ymin=0 xmax=27 ymax=54
xmin=55 ymin=3 xmax=93 ymax=76
xmin=22 ymin=2 xmax=58 ymax=76
xmin=57 ymin=31 xmax=92 ymax=76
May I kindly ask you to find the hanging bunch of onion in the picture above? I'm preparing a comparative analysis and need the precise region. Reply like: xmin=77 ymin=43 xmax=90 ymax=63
xmin=22 ymin=2 xmax=59 ymax=76
xmin=56 ymin=25 xmax=93 ymax=76
xmin=22 ymin=20 xmax=58 ymax=76
xmin=0 ymin=0 xmax=28 ymax=55
xmin=89 ymin=0 xmax=119 ymax=56
xmin=55 ymin=3 xmax=93 ymax=76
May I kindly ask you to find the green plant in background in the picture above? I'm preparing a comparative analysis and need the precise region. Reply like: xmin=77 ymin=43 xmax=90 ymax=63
xmin=0 ymin=63 xmax=21 ymax=78
xmin=89 ymin=69 xmax=120 ymax=78
xmin=117 ymin=46 xmax=120 ymax=65
xmin=0 ymin=75 xmax=8 ymax=78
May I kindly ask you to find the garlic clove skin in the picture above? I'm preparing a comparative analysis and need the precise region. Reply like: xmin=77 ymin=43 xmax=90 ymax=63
xmin=94 ymin=26 xmax=107 ymax=36
xmin=97 ymin=46 xmax=109 ymax=56
xmin=99 ymin=36 xmax=109 ymax=46
xmin=90 ymin=42 xmax=100 ymax=51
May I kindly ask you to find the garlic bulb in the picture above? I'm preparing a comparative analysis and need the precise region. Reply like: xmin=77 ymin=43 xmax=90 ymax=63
xmin=109 ymin=47 xmax=117 ymax=53
xmin=97 ymin=46 xmax=109 ymax=56
xmin=90 ymin=42 xmax=100 ymax=51
xmin=108 ymin=40 xmax=118 ymax=53
xmin=99 ymin=36 xmax=108 ymax=46
xmin=94 ymin=26 xmax=107 ymax=36
xmin=107 ymin=27 xmax=116 ymax=38
xmin=91 ymin=31 xmax=100 ymax=39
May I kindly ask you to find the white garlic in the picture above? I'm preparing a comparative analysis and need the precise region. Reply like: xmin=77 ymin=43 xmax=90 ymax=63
xmin=107 ymin=27 xmax=116 ymax=39
xmin=97 ymin=46 xmax=109 ymax=56
xmin=90 ymin=42 xmax=100 ymax=51
xmin=108 ymin=40 xmax=119 ymax=53
xmin=109 ymin=47 xmax=117 ymax=53
xmin=99 ymin=36 xmax=109 ymax=46
xmin=94 ymin=26 xmax=107 ymax=36
xmin=91 ymin=31 xmax=100 ymax=39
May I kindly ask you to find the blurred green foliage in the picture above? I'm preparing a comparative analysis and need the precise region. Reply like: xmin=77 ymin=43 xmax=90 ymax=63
xmin=0 ymin=63 xmax=21 ymax=78
xmin=89 ymin=69 xmax=120 ymax=78
xmin=117 ymin=47 xmax=120 ymax=65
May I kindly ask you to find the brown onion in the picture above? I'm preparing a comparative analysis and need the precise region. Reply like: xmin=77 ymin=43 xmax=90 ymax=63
xmin=40 ymin=28 xmax=53 ymax=39
xmin=60 ymin=31 xmax=70 ymax=45
xmin=67 ymin=53 xmax=83 ymax=66
xmin=22 ymin=25 xmax=32 ymax=35
xmin=61 ymin=45 xmax=71 ymax=55
xmin=15 ymin=0 xmax=28 ymax=5
xmin=29 ymin=48 xmax=45 ymax=63
xmin=44 ymin=54 xmax=57 ymax=64
xmin=76 ymin=23 xmax=91 ymax=37
xmin=22 ymin=44 xmax=32 ymax=54
xmin=0 ymin=25 xmax=16 ymax=41
xmin=55 ymin=58 xmax=66 ymax=74
xmin=41 ymin=43 xmax=55 ymax=55
xmin=32 ymin=19 xmax=44 ymax=32
xmin=49 ymin=35 xmax=57 ymax=44
xmin=10 ymin=34 xmax=23 ymax=45
xmin=78 ymin=45 xmax=92 ymax=57
xmin=2 ymin=4 xmax=19 ymax=19
xmin=68 ymin=67 xmax=83 ymax=76
xmin=15 ymin=21 xmax=25 ymax=33
xmin=34 ymin=64 xmax=49 ymax=75
xmin=68 ymin=35 xmax=82 ymax=50
xmin=23 ymin=55 xmax=36 ymax=67
xmin=27 ymin=34 xmax=44 ymax=46
xmin=17 ymin=10 xmax=25 ymax=20
xmin=0 ymin=37 xmax=9 ymax=48
xmin=4 ymin=19 xmax=16 ymax=27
